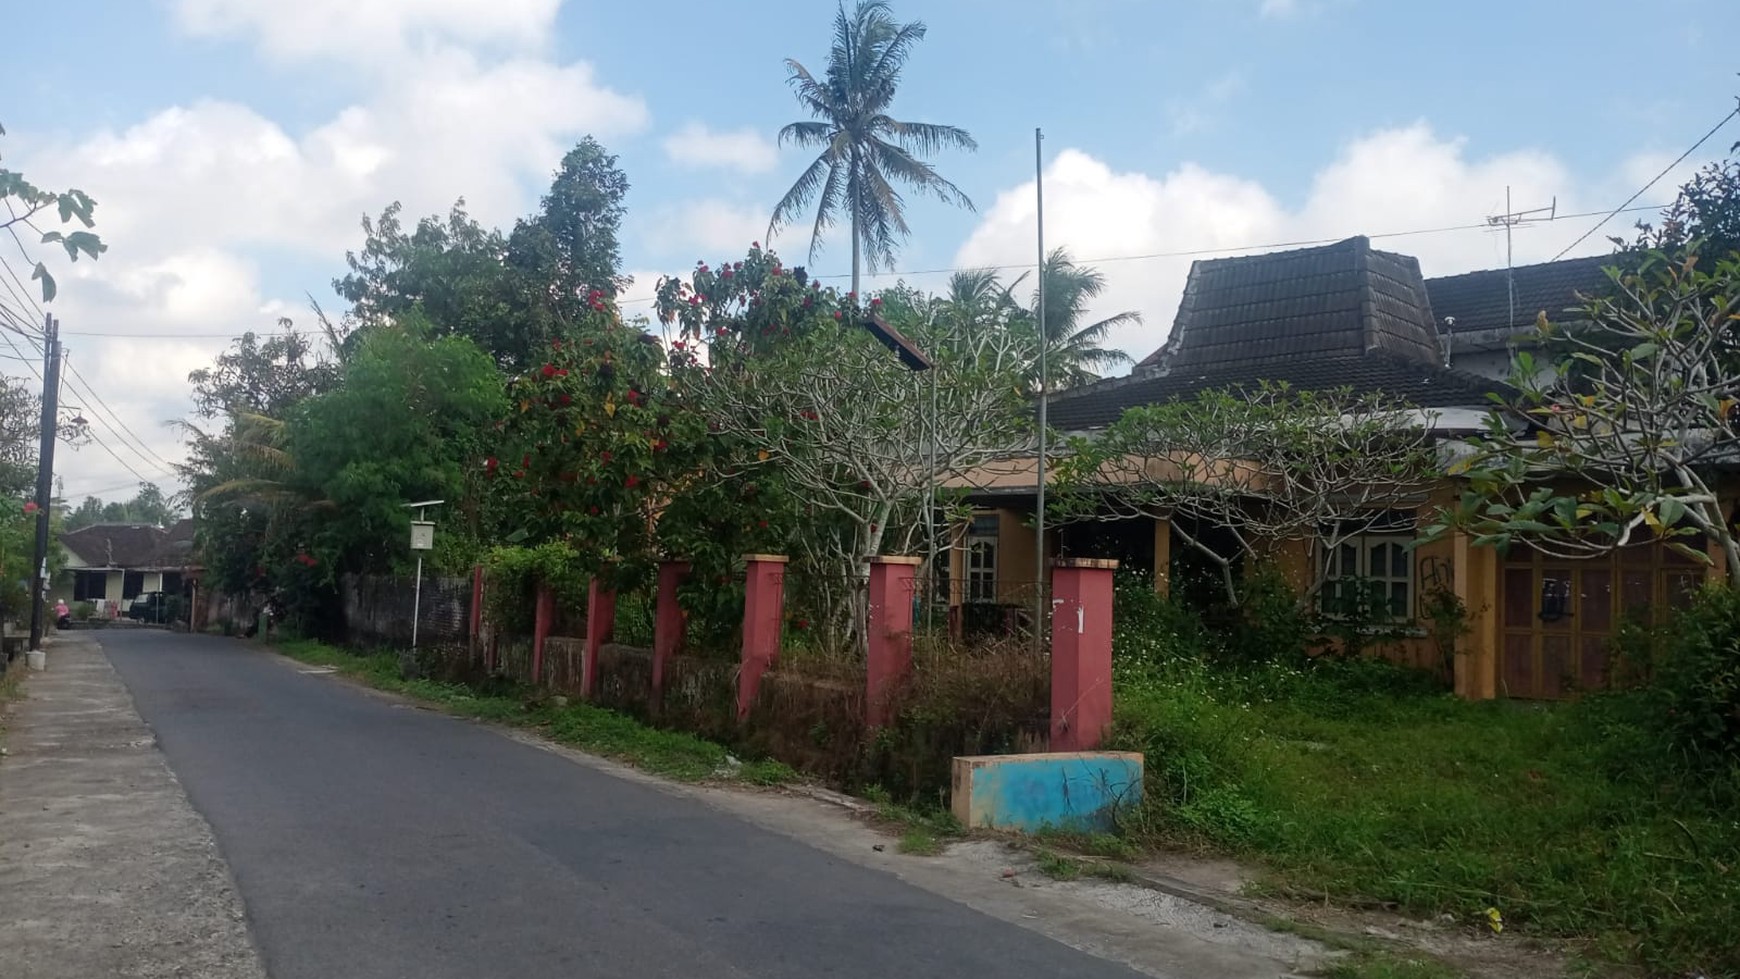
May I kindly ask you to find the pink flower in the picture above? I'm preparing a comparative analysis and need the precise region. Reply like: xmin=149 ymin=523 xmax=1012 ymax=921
xmin=22 ymin=501 xmax=38 ymax=514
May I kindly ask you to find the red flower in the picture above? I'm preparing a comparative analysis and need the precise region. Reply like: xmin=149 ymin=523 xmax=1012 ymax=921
xmin=722 ymin=268 xmax=734 ymax=279
xmin=846 ymin=292 xmax=856 ymax=300
xmin=653 ymin=439 xmax=668 ymax=452
xmin=600 ymin=450 xmax=613 ymax=463
xmin=555 ymin=368 xmax=569 ymax=377
xmin=832 ymin=311 xmax=842 ymax=320
xmin=541 ymin=363 xmax=556 ymax=378
xmin=589 ymin=505 xmax=600 ymax=515
xmin=716 ymin=325 xmax=730 ymax=335
xmin=22 ymin=501 xmax=38 ymax=514
xmin=870 ymin=297 xmax=882 ymax=308
xmin=522 ymin=454 xmax=531 ymax=467
xmin=794 ymin=618 xmax=809 ymax=630
xmin=689 ymin=295 xmax=701 ymax=306
xmin=752 ymin=241 xmax=760 ymax=249
xmin=625 ymin=475 xmax=640 ymax=488
xmin=559 ymin=394 xmax=573 ymax=406
xmin=485 ymin=456 xmax=499 ymax=472
xmin=757 ymin=519 xmax=769 ymax=529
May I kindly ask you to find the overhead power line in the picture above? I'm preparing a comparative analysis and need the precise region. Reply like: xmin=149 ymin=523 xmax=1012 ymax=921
xmin=1551 ymin=105 xmax=1740 ymax=261
xmin=49 ymin=200 xmax=1676 ymax=342
xmin=62 ymin=357 xmax=180 ymax=473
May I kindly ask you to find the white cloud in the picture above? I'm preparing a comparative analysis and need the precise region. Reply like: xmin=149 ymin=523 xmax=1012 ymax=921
xmin=1259 ymin=0 xmax=1303 ymax=18
xmin=663 ymin=122 xmax=779 ymax=174
xmin=644 ymin=199 xmax=771 ymax=259
xmin=955 ymin=123 xmax=1661 ymax=366
xmin=1167 ymin=72 xmax=1245 ymax=136
xmin=7 ymin=8 xmax=648 ymax=499
xmin=172 ymin=0 xmax=561 ymax=65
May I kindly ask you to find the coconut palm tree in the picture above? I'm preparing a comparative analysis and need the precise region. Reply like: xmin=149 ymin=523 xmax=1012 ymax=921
xmin=1015 ymin=248 xmax=1138 ymax=391
xmin=769 ymin=1 xmax=978 ymax=296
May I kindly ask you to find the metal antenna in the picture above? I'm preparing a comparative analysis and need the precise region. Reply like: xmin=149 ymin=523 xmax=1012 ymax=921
xmin=1485 ymin=186 xmax=1557 ymax=329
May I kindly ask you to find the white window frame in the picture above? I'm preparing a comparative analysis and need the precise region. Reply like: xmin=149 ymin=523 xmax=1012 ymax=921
xmin=965 ymin=514 xmax=999 ymax=603
xmin=1321 ymin=531 xmax=1416 ymax=623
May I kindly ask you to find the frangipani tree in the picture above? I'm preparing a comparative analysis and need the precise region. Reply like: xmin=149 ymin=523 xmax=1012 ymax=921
xmin=1432 ymin=250 xmax=1740 ymax=578
xmin=657 ymin=247 xmax=1035 ymax=643
xmin=1056 ymin=383 xmax=1442 ymax=607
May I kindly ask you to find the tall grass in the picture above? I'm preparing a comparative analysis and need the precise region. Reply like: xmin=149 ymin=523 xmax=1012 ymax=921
xmin=1107 ymin=577 xmax=1740 ymax=976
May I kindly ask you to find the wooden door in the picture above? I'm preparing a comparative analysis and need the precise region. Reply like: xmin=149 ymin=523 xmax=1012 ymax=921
xmin=1498 ymin=543 xmax=1703 ymax=699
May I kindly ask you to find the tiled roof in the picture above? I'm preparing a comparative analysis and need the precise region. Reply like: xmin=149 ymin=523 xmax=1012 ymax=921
xmin=1046 ymin=350 xmax=1508 ymax=432
xmin=59 ymin=523 xmax=190 ymax=570
xmin=1138 ymin=236 xmax=1441 ymax=372
xmin=1423 ymin=253 xmax=1619 ymax=337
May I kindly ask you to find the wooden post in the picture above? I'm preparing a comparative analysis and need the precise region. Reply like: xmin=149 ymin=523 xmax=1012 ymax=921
xmin=652 ymin=561 xmax=690 ymax=715
xmin=1050 ymin=558 xmax=1118 ymax=751
xmin=582 ymin=579 xmax=617 ymax=700
xmin=738 ymin=555 xmax=788 ymax=720
xmin=866 ymin=557 xmax=922 ymax=727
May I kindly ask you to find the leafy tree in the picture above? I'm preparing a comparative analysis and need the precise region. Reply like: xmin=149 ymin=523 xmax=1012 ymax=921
xmin=335 ymin=138 xmax=631 ymax=372
xmin=1017 ymin=247 xmax=1136 ymax=391
xmin=768 ymin=0 xmax=977 ymax=295
xmin=1626 ymin=130 xmax=1740 ymax=261
xmin=187 ymin=323 xmax=340 ymax=420
xmin=659 ymin=246 xmax=1034 ymax=644
xmin=64 ymin=482 xmax=180 ymax=529
xmin=0 ymin=122 xmax=106 ymax=301
xmin=0 ymin=375 xmax=40 ymax=497
xmin=1433 ymin=250 xmax=1740 ymax=579
xmin=1056 ymin=383 xmax=1441 ymax=607
xmin=508 ymin=137 xmax=631 ymax=311
xmin=286 ymin=318 xmax=507 ymax=577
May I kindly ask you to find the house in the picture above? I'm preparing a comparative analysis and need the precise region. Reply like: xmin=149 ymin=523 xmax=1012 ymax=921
xmin=56 ymin=519 xmax=199 ymax=617
xmin=944 ymin=237 xmax=1704 ymax=701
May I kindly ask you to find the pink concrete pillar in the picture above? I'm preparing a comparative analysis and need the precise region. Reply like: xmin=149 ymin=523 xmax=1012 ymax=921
xmin=737 ymin=554 xmax=789 ymax=720
xmin=866 ymin=557 xmax=922 ymax=727
xmin=582 ymin=579 xmax=617 ymax=700
xmin=531 ymin=582 xmax=554 ymax=686
xmin=1050 ymin=558 xmax=1119 ymax=752
xmin=652 ymin=561 xmax=690 ymax=715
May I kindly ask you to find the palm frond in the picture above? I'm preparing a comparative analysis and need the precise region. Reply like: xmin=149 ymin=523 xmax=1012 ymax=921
xmin=885 ymin=119 xmax=978 ymax=157
xmin=868 ymin=138 xmax=973 ymax=210
xmin=769 ymin=152 xmax=836 ymax=245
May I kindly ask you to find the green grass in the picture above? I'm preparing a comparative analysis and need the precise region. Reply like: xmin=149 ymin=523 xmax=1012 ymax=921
xmin=1030 ymin=846 xmax=1135 ymax=884
xmin=1109 ymin=657 xmax=1740 ymax=977
xmin=897 ymin=827 xmax=943 ymax=855
xmin=1316 ymin=951 xmax=1465 ymax=979
xmin=276 ymin=640 xmax=741 ymax=782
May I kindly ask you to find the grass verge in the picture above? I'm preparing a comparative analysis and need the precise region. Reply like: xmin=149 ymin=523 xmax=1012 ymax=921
xmin=1109 ymin=655 xmax=1739 ymax=976
xmin=275 ymin=640 xmax=795 ymax=785
xmin=0 ymin=662 xmax=25 ymax=748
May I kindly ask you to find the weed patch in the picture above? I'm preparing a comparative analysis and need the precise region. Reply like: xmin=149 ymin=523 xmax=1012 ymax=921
xmin=276 ymin=640 xmax=741 ymax=782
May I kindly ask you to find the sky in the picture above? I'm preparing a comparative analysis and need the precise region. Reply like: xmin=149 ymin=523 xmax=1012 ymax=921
xmin=0 ymin=0 xmax=1734 ymax=503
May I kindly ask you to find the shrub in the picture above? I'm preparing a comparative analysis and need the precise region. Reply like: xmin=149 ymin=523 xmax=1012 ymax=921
xmin=1612 ymin=585 xmax=1740 ymax=770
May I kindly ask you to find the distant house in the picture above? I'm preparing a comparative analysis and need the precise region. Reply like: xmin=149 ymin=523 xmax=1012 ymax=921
xmin=56 ymin=519 xmax=198 ymax=616
xmin=942 ymin=237 xmax=1704 ymax=701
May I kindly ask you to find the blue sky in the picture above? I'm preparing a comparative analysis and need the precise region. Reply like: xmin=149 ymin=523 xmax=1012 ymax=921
xmin=1 ymin=0 xmax=1734 ymax=499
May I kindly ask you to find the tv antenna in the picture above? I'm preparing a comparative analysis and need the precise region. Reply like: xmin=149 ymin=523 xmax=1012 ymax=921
xmin=1486 ymin=186 xmax=1557 ymax=329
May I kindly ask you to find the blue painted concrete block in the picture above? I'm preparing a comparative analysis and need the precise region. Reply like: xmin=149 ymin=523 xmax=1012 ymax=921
xmin=950 ymin=752 xmax=1144 ymax=833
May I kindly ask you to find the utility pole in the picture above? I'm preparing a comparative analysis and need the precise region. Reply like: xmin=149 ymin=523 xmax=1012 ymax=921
xmin=1033 ymin=127 xmax=1048 ymax=654
xmin=29 ymin=314 xmax=61 ymax=652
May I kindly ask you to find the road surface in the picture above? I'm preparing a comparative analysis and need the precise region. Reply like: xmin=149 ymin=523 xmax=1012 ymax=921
xmin=99 ymin=629 xmax=1282 ymax=979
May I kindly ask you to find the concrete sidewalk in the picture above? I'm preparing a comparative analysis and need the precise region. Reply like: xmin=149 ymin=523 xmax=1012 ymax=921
xmin=0 ymin=634 xmax=266 ymax=979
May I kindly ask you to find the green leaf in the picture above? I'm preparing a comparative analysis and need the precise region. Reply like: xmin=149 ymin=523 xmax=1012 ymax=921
xmin=1628 ymin=342 xmax=1658 ymax=361
xmin=1658 ymin=496 xmax=1685 ymax=528
xmin=31 ymin=262 xmax=55 ymax=302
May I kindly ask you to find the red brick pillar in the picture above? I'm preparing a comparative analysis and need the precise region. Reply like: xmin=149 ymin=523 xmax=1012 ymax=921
xmin=1050 ymin=558 xmax=1118 ymax=752
xmin=652 ymin=560 xmax=690 ymax=715
xmin=866 ymin=557 xmax=921 ymax=727
xmin=582 ymin=579 xmax=616 ymax=700
xmin=738 ymin=554 xmax=788 ymax=720
xmin=531 ymin=582 xmax=554 ymax=686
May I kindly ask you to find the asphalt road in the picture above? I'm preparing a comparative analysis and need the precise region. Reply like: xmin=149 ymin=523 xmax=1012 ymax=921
xmin=102 ymin=630 xmax=1152 ymax=979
